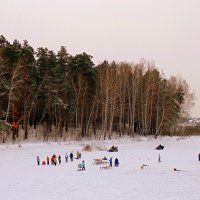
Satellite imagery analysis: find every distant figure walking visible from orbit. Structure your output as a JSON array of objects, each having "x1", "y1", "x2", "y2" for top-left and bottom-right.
[
  {"x1": 158, "y1": 154, "x2": 161, "y2": 163},
  {"x1": 82, "y1": 160, "x2": 85, "y2": 170},
  {"x1": 54, "y1": 155, "x2": 57, "y2": 166},
  {"x1": 198, "y1": 153, "x2": 200, "y2": 162},
  {"x1": 70, "y1": 152, "x2": 73, "y2": 161},
  {"x1": 51, "y1": 155, "x2": 55, "y2": 165},
  {"x1": 114, "y1": 158, "x2": 119, "y2": 167},
  {"x1": 37, "y1": 156, "x2": 40, "y2": 166},
  {"x1": 58, "y1": 155, "x2": 61, "y2": 165},
  {"x1": 109, "y1": 157, "x2": 113, "y2": 167},
  {"x1": 65, "y1": 153, "x2": 68, "y2": 162},
  {"x1": 47, "y1": 156, "x2": 50, "y2": 165}
]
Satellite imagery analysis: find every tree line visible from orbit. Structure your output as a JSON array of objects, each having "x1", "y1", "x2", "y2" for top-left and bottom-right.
[{"x1": 0, "y1": 35, "x2": 195, "y2": 143}]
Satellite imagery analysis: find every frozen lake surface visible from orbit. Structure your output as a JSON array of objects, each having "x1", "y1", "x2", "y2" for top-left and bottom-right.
[{"x1": 0, "y1": 136, "x2": 200, "y2": 200}]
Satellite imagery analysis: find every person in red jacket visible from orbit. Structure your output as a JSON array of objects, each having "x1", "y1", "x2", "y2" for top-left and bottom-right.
[
  {"x1": 51, "y1": 155, "x2": 54, "y2": 165},
  {"x1": 42, "y1": 160, "x2": 46, "y2": 165},
  {"x1": 54, "y1": 155, "x2": 57, "y2": 166}
]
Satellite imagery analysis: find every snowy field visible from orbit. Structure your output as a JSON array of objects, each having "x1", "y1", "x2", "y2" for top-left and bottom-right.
[{"x1": 0, "y1": 136, "x2": 200, "y2": 200}]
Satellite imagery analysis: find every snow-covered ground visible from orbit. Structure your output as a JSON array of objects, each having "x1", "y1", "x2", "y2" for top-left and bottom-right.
[{"x1": 0, "y1": 136, "x2": 200, "y2": 200}]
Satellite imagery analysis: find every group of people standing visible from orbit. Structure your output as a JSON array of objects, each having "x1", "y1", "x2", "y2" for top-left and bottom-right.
[
  {"x1": 37, "y1": 151, "x2": 82, "y2": 166},
  {"x1": 37, "y1": 154, "x2": 62, "y2": 166},
  {"x1": 36, "y1": 151, "x2": 200, "y2": 171},
  {"x1": 109, "y1": 157, "x2": 119, "y2": 167},
  {"x1": 64, "y1": 151, "x2": 81, "y2": 162}
]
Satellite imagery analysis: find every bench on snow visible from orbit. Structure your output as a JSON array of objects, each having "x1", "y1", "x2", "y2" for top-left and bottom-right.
[
  {"x1": 141, "y1": 164, "x2": 149, "y2": 170},
  {"x1": 100, "y1": 161, "x2": 110, "y2": 170},
  {"x1": 93, "y1": 159, "x2": 103, "y2": 165}
]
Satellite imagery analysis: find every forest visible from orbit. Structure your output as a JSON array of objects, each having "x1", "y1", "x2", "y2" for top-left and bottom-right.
[{"x1": 0, "y1": 35, "x2": 195, "y2": 143}]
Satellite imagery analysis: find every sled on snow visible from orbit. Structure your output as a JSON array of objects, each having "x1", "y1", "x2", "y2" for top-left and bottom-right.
[
  {"x1": 155, "y1": 144, "x2": 164, "y2": 150},
  {"x1": 78, "y1": 163, "x2": 85, "y2": 171}
]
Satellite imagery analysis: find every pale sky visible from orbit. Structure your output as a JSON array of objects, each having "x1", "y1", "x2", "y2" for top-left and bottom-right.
[{"x1": 1, "y1": 0, "x2": 200, "y2": 116}]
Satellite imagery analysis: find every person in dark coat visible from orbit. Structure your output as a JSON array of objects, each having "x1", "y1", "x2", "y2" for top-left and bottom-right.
[
  {"x1": 58, "y1": 155, "x2": 61, "y2": 165},
  {"x1": 70, "y1": 152, "x2": 73, "y2": 161},
  {"x1": 65, "y1": 153, "x2": 68, "y2": 162},
  {"x1": 198, "y1": 153, "x2": 200, "y2": 162},
  {"x1": 47, "y1": 156, "x2": 50, "y2": 165},
  {"x1": 114, "y1": 158, "x2": 119, "y2": 167},
  {"x1": 109, "y1": 157, "x2": 113, "y2": 167}
]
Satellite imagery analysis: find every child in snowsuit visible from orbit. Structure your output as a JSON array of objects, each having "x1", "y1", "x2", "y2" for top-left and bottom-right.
[{"x1": 42, "y1": 160, "x2": 46, "y2": 165}]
